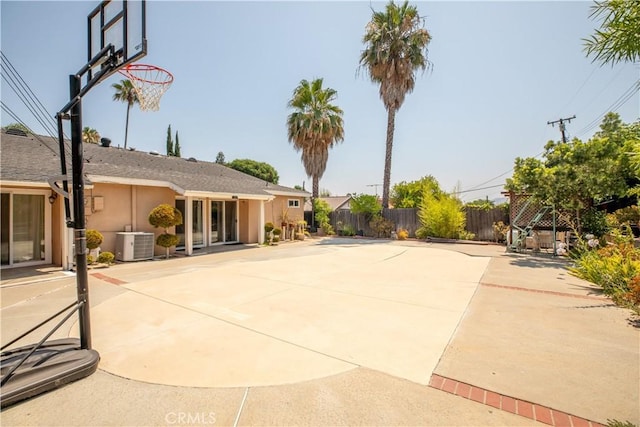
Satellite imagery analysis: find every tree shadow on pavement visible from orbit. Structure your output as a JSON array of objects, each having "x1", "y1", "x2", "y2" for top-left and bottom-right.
[{"x1": 505, "y1": 253, "x2": 571, "y2": 269}]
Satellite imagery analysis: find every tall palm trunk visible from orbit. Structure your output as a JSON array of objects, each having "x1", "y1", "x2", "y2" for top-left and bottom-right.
[
  {"x1": 311, "y1": 174, "x2": 320, "y2": 228},
  {"x1": 382, "y1": 107, "x2": 396, "y2": 208},
  {"x1": 124, "y1": 103, "x2": 131, "y2": 149}
]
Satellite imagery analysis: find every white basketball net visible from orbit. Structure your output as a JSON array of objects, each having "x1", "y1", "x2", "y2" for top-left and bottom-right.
[{"x1": 119, "y1": 64, "x2": 173, "y2": 112}]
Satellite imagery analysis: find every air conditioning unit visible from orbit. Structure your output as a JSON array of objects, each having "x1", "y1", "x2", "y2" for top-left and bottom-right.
[{"x1": 115, "y1": 232, "x2": 155, "y2": 262}]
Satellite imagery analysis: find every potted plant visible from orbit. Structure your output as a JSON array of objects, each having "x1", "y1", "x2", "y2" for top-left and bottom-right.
[
  {"x1": 86, "y1": 229, "x2": 103, "y2": 261},
  {"x1": 148, "y1": 204, "x2": 183, "y2": 259},
  {"x1": 264, "y1": 222, "x2": 274, "y2": 244},
  {"x1": 272, "y1": 227, "x2": 282, "y2": 245}
]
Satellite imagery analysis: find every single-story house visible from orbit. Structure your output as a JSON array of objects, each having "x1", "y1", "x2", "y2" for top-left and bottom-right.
[
  {"x1": 0, "y1": 129, "x2": 309, "y2": 269},
  {"x1": 304, "y1": 195, "x2": 352, "y2": 212}
]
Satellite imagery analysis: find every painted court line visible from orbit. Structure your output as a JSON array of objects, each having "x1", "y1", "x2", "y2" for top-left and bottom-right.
[
  {"x1": 429, "y1": 374, "x2": 605, "y2": 427},
  {"x1": 480, "y1": 282, "x2": 608, "y2": 301},
  {"x1": 90, "y1": 272, "x2": 128, "y2": 286}
]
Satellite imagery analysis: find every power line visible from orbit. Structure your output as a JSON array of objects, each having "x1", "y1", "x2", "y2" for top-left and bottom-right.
[
  {"x1": 0, "y1": 51, "x2": 71, "y2": 160},
  {"x1": 0, "y1": 51, "x2": 60, "y2": 138},
  {"x1": 456, "y1": 183, "x2": 505, "y2": 195},
  {"x1": 462, "y1": 150, "x2": 545, "y2": 193},
  {"x1": 574, "y1": 79, "x2": 640, "y2": 138},
  {"x1": 554, "y1": 67, "x2": 597, "y2": 116},
  {"x1": 1, "y1": 101, "x2": 66, "y2": 159}
]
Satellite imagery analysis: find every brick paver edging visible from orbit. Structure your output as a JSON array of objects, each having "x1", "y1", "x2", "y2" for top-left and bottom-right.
[
  {"x1": 480, "y1": 282, "x2": 609, "y2": 302},
  {"x1": 429, "y1": 374, "x2": 605, "y2": 427},
  {"x1": 90, "y1": 272, "x2": 128, "y2": 286}
]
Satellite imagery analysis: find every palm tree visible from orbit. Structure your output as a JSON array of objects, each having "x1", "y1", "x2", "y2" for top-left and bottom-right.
[
  {"x1": 82, "y1": 127, "x2": 100, "y2": 144},
  {"x1": 112, "y1": 79, "x2": 138, "y2": 149},
  {"x1": 359, "y1": 0, "x2": 431, "y2": 208},
  {"x1": 287, "y1": 78, "x2": 344, "y2": 203}
]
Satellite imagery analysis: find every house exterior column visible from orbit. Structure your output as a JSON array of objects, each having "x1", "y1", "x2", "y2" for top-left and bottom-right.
[
  {"x1": 185, "y1": 196, "x2": 193, "y2": 256},
  {"x1": 258, "y1": 200, "x2": 265, "y2": 245}
]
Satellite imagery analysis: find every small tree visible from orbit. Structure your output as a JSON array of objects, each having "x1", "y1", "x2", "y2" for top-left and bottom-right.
[
  {"x1": 390, "y1": 176, "x2": 442, "y2": 208},
  {"x1": 264, "y1": 222, "x2": 274, "y2": 244},
  {"x1": 215, "y1": 151, "x2": 226, "y2": 164},
  {"x1": 166, "y1": 125, "x2": 174, "y2": 156},
  {"x1": 2, "y1": 122, "x2": 30, "y2": 134},
  {"x1": 174, "y1": 131, "x2": 181, "y2": 157},
  {"x1": 86, "y1": 229, "x2": 104, "y2": 251},
  {"x1": 350, "y1": 193, "x2": 382, "y2": 235},
  {"x1": 86, "y1": 229, "x2": 104, "y2": 264},
  {"x1": 227, "y1": 158, "x2": 280, "y2": 184},
  {"x1": 148, "y1": 204, "x2": 183, "y2": 259},
  {"x1": 350, "y1": 193, "x2": 381, "y2": 220}
]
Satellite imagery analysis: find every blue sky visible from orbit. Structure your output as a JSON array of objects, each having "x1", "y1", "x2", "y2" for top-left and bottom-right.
[{"x1": 1, "y1": 1, "x2": 638, "y2": 201}]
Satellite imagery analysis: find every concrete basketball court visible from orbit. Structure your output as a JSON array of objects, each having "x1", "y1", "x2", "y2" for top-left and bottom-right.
[
  {"x1": 2, "y1": 238, "x2": 638, "y2": 426},
  {"x1": 71, "y1": 240, "x2": 490, "y2": 388}
]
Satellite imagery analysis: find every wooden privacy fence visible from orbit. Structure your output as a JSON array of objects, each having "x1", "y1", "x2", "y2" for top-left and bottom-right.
[
  {"x1": 465, "y1": 207, "x2": 509, "y2": 241},
  {"x1": 329, "y1": 207, "x2": 508, "y2": 241}
]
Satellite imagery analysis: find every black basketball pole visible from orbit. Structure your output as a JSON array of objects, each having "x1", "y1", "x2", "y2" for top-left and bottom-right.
[{"x1": 70, "y1": 73, "x2": 92, "y2": 350}]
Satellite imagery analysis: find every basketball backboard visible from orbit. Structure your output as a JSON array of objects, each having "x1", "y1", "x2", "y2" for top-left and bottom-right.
[{"x1": 88, "y1": 0, "x2": 146, "y2": 81}]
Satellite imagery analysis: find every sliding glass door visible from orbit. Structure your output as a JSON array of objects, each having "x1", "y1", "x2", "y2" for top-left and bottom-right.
[
  {"x1": 1, "y1": 192, "x2": 50, "y2": 267},
  {"x1": 175, "y1": 199, "x2": 204, "y2": 248},
  {"x1": 210, "y1": 201, "x2": 223, "y2": 244}
]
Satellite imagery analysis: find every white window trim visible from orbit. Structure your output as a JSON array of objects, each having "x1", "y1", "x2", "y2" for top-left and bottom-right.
[{"x1": 288, "y1": 199, "x2": 300, "y2": 208}]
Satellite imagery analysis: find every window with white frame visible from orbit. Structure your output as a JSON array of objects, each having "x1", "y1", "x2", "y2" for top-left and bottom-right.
[{"x1": 288, "y1": 199, "x2": 300, "y2": 208}]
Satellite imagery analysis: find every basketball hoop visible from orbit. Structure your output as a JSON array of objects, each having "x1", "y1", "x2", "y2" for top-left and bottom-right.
[{"x1": 118, "y1": 64, "x2": 173, "y2": 111}]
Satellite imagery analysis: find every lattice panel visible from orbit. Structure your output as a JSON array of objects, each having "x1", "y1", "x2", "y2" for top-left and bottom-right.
[{"x1": 510, "y1": 194, "x2": 573, "y2": 230}]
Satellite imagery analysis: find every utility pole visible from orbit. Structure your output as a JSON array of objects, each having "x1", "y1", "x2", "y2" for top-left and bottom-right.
[{"x1": 547, "y1": 115, "x2": 576, "y2": 143}]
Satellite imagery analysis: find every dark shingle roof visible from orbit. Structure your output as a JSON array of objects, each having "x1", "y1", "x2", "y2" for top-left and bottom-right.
[{"x1": 1, "y1": 130, "x2": 309, "y2": 198}]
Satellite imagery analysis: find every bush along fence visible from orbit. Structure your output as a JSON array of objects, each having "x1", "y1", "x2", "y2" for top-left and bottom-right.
[{"x1": 329, "y1": 207, "x2": 508, "y2": 241}]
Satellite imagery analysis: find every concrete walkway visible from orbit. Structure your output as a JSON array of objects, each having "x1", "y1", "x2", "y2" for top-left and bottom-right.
[{"x1": 1, "y1": 238, "x2": 638, "y2": 426}]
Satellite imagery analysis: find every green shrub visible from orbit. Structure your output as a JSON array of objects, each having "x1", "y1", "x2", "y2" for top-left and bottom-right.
[
  {"x1": 341, "y1": 224, "x2": 356, "y2": 236},
  {"x1": 369, "y1": 215, "x2": 394, "y2": 238},
  {"x1": 570, "y1": 238, "x2": 640, "y2": 315},
  {"x1": 157, "y1": 233, "x2": 180, "y2": 249},
  {"x1": 493, "y1": 221, "x2": 509, "y2": 242},
  {"x1": 264, "y1": 222, "x2": 274, "y2": 233},
  {"x1": 87, "y1": 255, "x2": 95, "y2": 265},
  {"x1": 313, "y1": 199, "x2": 332, "y2": 228},
  {"x1": 581, "y1": 207, "x2": 610, "y2": 237},
  {"x1": 606, "y1": 420, "x2": 637, "y2": 427},
  {"x1": 614, "y1": 205, "x2": 640, "y2": 226},
  {"x1": 148, "y1": 204, "x2": 183, "y2": 229},
  {"x1": 350, "y1": 194, "x2": 381, "y2": 219},
  {"x1": 397, "y1": 229, "x2": 409, "y2": 240},
  {"x1": 464, "y1": 199, "x2": 495, "y2": 210},
  {"x1": 321, "y1": 222, "x2": 335, "y2": 235},
  {"x1": 273, "y1": 227, "x2": 282, "y2": 236},
  {"x1": 416, "y1": 189, "x2": 467, "y2": 239},
  {"x1": 86, "y1": 229, "x2": 103, "y2": 250},
  {"x1": 97, "y1": 251, "x2": 115, "y2": 265}
]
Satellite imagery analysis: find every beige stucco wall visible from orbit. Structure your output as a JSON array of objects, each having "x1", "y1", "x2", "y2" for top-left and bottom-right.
[
  {"x1": 239, "y1": 200, "x2": 249, "y2": 243},
  {"x1": 2, "y1": 181, "x2": 304, "y2": 266},
  {"x1": 265, "y1": 196, "x2": 305, "y2": 227},
  {"x1": 84, "y1": 183, "x2": 176, "y2": 256}
]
